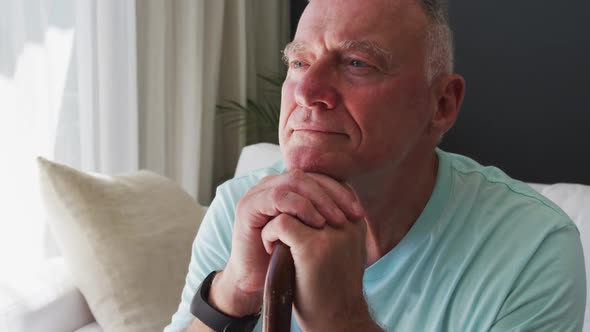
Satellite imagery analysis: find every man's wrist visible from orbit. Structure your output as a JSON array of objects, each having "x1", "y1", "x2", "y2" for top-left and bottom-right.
[{"x1": 208, "y1": 270, "x2": 263, "y2": 318}]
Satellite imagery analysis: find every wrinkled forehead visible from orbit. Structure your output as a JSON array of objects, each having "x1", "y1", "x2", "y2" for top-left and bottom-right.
[{"x1": 295, "y1": 0, "x2": 428, "y2": 50}]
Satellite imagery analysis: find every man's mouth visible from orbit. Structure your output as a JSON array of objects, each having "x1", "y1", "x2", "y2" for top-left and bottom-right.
[{"x1": 292, "y1": 128, "x2": 347, "y2": 136}]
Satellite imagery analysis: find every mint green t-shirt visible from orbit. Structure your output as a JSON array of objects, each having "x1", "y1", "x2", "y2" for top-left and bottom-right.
[{"x1": 165, "y1": 149, "x2": 586, "y2": 331}]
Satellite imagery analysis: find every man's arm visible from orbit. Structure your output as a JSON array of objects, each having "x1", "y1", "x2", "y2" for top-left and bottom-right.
[{"x1": 489, "y1": 225, "x2": 585, "y2": 332}]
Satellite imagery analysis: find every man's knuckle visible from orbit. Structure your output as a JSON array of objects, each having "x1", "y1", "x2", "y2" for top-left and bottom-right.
[
  {"x1": 270, "y1": 186, "x2": 289, "y2": 202},
  {"x1": 286, "y1": 169, "x2": 306, "y2": 187},
  {"x1": 293, "y1": 197, "x2": 310, "y2": 210},
  {"x1": 235, "y1": 197, "x2": 249, "y2": 215},
  {"x1": 275, "y1": 214, "x2": 291, "y2": 231}
]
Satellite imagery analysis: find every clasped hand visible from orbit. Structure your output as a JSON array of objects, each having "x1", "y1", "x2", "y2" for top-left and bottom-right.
[{"x1": 221, "y1": 169, "x2": 376, "y2": 331}]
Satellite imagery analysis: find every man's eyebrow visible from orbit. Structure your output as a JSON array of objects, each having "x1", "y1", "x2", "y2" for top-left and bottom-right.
[
  {"x1": 281, "y1": 40, "x2": 396, "y2": 71},
  {"x1": 282, "y1": 41, "x2": 306, "y2": 64},
  {"x1": 339, "y1": 40, "x2": 393, "y2": 64}
]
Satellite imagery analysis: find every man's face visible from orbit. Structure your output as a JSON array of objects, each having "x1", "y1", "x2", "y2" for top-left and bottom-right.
[{"x1": 279, "y1": 0, "x2": 437, "y2": 180}]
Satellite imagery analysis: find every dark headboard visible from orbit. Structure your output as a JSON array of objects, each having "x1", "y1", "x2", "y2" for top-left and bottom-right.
[{"x1": 290, "y1": 0, "x2": 590, "y2": 184}]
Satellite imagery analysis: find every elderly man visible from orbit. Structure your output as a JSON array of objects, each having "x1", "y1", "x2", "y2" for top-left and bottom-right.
[{"x1": 166, "y1": 0, "x2": 586, "y2": 331}]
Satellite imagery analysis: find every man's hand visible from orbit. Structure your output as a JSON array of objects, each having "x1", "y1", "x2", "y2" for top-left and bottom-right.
[
  {"x1": 261, "y1": 214, "x2": 381, "y2": 332},
  {"x1": 214, "y1": 170, "x2": 365, "y2": 317}
]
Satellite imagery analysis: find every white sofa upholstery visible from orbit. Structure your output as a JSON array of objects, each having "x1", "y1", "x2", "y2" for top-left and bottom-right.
[
  {"x1": 0, "y1": 258, "x2": 95, "y2": 332},
  {"x1": 1, "y1": 143, "x2": 588, "y2": 331}
]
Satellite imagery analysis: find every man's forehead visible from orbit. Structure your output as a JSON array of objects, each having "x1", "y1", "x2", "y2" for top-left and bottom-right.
[{"x1": 295, "y1": 0, "x2": 428, "y2": 51}]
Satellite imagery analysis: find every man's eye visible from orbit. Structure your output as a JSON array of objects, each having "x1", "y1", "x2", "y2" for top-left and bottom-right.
[
  {"x1": 290, "y1": 60, "x2": 306, "y2": 69},
  {"x1": 350, "y1": 59, "x2": 369, "y2": 67}
]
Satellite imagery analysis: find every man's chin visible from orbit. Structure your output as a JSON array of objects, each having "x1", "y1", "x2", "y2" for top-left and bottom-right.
[{"x1": 281, "y1": 145, "x2": 353, "y2": 180}]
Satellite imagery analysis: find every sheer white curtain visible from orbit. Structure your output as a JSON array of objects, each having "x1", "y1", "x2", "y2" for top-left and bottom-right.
[
  {"x1": 0, "y1": 0, "x2": 75, "y2": 270},
  {"x1": 75, "y1": 0, "x2": 139, "y2": 174},
  {"x1": 0, "y1": 0, "x2": 140, "y2": 269},
  {"x1": 137, "y1": 0, "x2": 289, "y2": 204},
  {"x1": 0, "y1": 0, "x2": 288, "y2": 270}
]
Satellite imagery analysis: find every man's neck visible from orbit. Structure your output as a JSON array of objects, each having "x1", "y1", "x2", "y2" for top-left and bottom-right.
[{"x1": 349, "y1": 150, "x2": 439, "y2": 267}]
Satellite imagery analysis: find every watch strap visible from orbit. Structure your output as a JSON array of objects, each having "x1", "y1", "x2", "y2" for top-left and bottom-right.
[{"x1": 190, "y1": 271, "x2": 260, "y2": 332}]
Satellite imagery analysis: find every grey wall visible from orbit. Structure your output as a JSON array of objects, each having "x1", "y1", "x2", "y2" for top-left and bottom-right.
[{"x1": 441, "y1": 1, "x2": 590, "y2": 184}]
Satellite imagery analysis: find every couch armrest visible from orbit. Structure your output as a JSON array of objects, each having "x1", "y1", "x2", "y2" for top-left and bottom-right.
[{"x1": 0, "y1": 257, "x2": 95, "y2": 332}]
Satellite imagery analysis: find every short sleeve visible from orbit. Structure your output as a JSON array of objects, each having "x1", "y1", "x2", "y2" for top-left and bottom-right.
[
  {"x1": 489, "y1": 225, "x2": 586, "y2": 332},
  {"x1": 163, "y1": 187, "x2": 235, "y2": 332}
]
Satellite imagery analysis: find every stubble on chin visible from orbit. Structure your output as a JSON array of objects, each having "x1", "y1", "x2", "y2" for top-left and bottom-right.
[{"x1": 282, "y1": 145, "x2": 356, "y2": 181}]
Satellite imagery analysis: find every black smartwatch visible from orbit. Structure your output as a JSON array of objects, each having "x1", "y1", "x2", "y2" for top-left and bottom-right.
[{"x1": 190, "y1": 271, "x2": 260, "y2": 332}]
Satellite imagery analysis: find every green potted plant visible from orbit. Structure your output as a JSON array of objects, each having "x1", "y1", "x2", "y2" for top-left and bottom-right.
[{"x1": 217, "y1": 73, "x2": 285, "y2": 145}]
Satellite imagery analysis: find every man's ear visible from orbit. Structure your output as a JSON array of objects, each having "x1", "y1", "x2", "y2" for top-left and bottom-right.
[{"x1": 430, "y1": 74, "x2": 466, "y2": 136}]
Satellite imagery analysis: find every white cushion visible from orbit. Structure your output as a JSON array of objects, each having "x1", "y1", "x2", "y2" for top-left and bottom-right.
[{"x1": 37, "y1": 158, "x2": 206, "y2": 332}]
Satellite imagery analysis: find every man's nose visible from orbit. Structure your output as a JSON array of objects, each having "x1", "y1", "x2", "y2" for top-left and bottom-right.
[{"x1": 294, "y1": 62, "x2": 339, "y2": 111}]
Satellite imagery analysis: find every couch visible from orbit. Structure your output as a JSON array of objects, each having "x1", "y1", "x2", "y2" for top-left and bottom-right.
[{"x1": 1, "y1": 143, "x2": 589, "y2": 331}]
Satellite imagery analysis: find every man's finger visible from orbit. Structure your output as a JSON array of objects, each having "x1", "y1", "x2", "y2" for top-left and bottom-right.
[
  {"x1": 271, "y1": 191, "x2": 326, "y2": 228},
  {"x1": 307, "y1": 173, "x2": 365, "y2": 221},
  {"x1": 264, "y1": 170, "x2": 350, "y2": 225},
  {"x1": 261, "y1": 214, "x2": 313, "y2": 254}
]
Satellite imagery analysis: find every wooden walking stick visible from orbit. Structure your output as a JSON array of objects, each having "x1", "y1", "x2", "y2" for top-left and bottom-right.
[{"x1": 263, "y1": 241, "x2": 295, "y2": 332}]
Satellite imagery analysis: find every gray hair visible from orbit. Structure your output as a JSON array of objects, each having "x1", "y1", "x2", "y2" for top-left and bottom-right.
[{"x1": 418, "y1": 0, "x2": 454, "y2": 82}]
